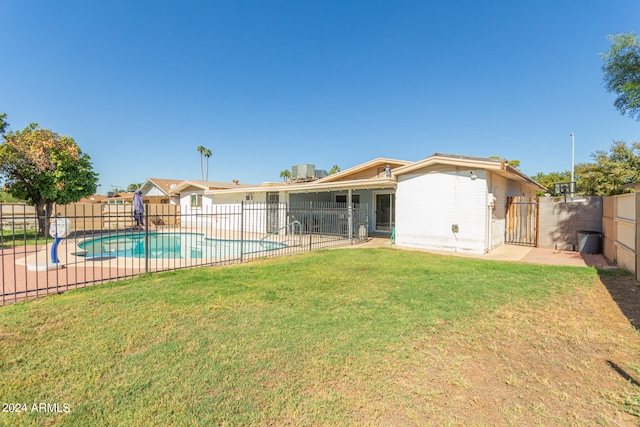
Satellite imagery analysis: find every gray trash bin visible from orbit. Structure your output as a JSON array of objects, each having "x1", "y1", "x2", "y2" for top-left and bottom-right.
[{"x1": 577, "y1": 230, "x2": 602, "y2": 254}]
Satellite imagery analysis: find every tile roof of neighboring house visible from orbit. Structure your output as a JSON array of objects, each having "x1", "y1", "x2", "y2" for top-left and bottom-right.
[
  {"x1": 105, "y1": 192, "x2": 135, "y2": 203},
  {"x1": 169, "y1": 180, "x2": 258, "y2": 194},
  {"x1": 144, "y1": 178, "x2": 185, "y2": 196},
  {"x1": 77, "y1": 194, "x2": 108, "y2": 203}
]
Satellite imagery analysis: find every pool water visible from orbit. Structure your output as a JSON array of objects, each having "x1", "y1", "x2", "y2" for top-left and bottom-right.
[{"x1": 78, "y1": 232, "x2": 286, "y2": 259}]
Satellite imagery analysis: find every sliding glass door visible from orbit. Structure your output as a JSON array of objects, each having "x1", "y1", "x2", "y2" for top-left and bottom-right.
[{"x1": 374, "y1": 193, "x2": 395, "y2": 231}]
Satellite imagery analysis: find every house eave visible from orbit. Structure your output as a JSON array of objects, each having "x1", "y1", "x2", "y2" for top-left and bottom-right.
[
  {"x1": 393, "y1": 153, "x2": 546, "y2": 192},
  {"x1": 204, "y1": 177, "x2": 398, "y2": 195}
]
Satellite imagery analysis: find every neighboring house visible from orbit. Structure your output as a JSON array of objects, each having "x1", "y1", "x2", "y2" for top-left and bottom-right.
[
  {"x1": 105, "y1": 192, "x2": 134, "y2": 204},
  {"x1": 77, "y1": 194, "x2": 107, "y2": 203},
  {"x1": 174, "y1": 153, "x2": 545, "y2": 254},
  {"x1": 139, "y1": 178, "x2": 184, "y2": 204}
]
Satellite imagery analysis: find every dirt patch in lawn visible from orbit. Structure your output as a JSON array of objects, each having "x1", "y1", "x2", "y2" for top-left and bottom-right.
[{"x1": 341, "y1": 275, "x2": 640, "y2": 426}]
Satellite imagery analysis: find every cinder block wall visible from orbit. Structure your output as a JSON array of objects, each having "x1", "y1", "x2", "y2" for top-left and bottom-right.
[{"x1": 537, "y1": 196, "x2": 603, "y2": 250}]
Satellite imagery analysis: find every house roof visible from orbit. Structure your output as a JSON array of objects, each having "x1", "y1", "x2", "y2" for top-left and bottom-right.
[
  {"x1": 141, "y1": 178, "x2": 184, "y2": 196},
  {"x1": 78, "y1": 194, "x2": 107, "y2": 203},
  {"x1": 393, "y1": 153, "x2": 547, "y2": 191},
  {"x1": 203, "y1": 176, "x2": 398, "y2": 195},
  {"x1": 313, "y1": 158, "x2": 412, "y2": 184},
  {"x1": 170, "y1": 179, "x2": 257, "y2": 194},
  {"x1": 201, "y1": 159, "x2": 407, "y2": 196},
  {"x1": 199, "y1": 153, "x2": 545, "y2": 196},
  {"x1": 105, "y1": 192, "x2": 135, "y2": 203}
]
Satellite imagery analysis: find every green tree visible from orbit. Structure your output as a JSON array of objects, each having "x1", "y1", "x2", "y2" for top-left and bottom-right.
[
  {"x1": 506, "y1": 159, "x2": 520, "y2": 169},
  {"x1": 0, "y1": 113, "x2": 8, "y2": 135},
  {"x1": 203, "y1": 148, "x2": 212, "y2": 181},
  {"x1": 197, "y1": 145, "x2": 205, "y2": 181},
  {"x1": 127, "y1": 183, "x2": 144, "y2": 192},
  {"x1": 530, "y1": 170, "x2": 572, "y2": 195},
  {"x1": 488, "y1": 156, "x2": 520, "y2": 169},
  {"x1": 601, "y1": 32, "x2": 640, "y2": 120},
  {"x1": 197, "y1": 145, "x2": 212, "y2": 181},
  {"x1": 329, "y1": 165, "x2": 341, "y2": 174},
  {"x1": 0, "y1": 190, "x2": 24, "y2": 202},
  {"x1": 279, "y1": 169, "x2": 291, "y2": 182},
  {"x1": 0, "y1": 121, "x2": 98, "y2": 234},
  {"x1": 577, "y1": 141, "x2": 640, "y2": 196}
]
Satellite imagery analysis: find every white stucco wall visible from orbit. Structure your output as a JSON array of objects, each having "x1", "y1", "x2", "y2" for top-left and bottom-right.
[
  {"x1": 212, "y1": 192, "x2": 258, "y2": 204},
  {"x1": 487, "y1": 172, "x2": 508, "y2": 250},
  {"x1": 395, "y1": 166, "x2": 489, "y2": 254},
  {"x1": 179, "y1": 190, "x2": 214, "y2": 228},
  {"x1": 180, "y1": 189, "x2": 289, "y2": 235}
]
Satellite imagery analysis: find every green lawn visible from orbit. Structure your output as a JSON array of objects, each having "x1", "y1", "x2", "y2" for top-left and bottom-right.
[
  {"x1": 1, "y1": 228, "x2": 51, "y2": 247},
  {"x1": 0, "y1": 248, "x2": 634, "y2": 425}
]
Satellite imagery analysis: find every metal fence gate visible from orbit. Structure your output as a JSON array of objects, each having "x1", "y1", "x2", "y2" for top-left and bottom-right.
[{"x1": 505, "y1": 196, "x2": 537, "y2": 246}]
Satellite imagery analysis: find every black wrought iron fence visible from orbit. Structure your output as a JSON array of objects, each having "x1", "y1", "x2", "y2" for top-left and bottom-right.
[{"x1": 1, "y1": 202, "x2": 368, "y2": 305}]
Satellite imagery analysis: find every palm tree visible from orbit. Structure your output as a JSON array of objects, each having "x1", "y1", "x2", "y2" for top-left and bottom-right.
[
  {"x1": 279, "y1": 169, "x2": 291, "y2": 182},
  {"x1": 196, "y1": 145, "x2": 205, "y2": 181},
  {"x1": 203, "y1": 148, "x2": 212, "y2": 181},
  {"x1": 329, "y1": 165, "x2": 341, "y2": 175}
]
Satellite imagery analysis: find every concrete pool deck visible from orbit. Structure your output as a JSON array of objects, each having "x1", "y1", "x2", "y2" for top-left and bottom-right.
[{"x1": 358, "y1": 237, "x2": 613, "y2": 270}]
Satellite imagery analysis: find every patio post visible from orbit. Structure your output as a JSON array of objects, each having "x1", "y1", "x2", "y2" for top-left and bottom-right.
[
  {"x1": 309, "y1": 201, "x2": 313, "y2": 251},
  {"x1": 348, "y1": 189, "x2": 353, "y2": 244},
  {"x1": 240, "y1": 201, "x2": 244, "y2": 263}
]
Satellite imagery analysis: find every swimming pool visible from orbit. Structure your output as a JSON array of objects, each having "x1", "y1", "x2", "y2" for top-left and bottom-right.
[{"x1": 78, "y1": 232, "x2": 287, "y2": 259}]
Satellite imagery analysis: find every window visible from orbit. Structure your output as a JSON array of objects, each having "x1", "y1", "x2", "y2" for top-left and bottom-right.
[
  {"x1": 335, "y1": 194, "x2": 360, "y2": 205},
  {"x1": 190, "y1": 194, "x2": 202, "y2": 208}
]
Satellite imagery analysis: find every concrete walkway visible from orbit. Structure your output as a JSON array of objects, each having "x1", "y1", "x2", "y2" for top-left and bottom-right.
[{"x1": 357, "y1": 238, "x2": 613, "y2": 269}]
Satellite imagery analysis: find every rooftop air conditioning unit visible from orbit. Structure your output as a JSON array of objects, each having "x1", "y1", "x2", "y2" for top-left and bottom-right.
[
  {"x1": 292, "y1": 164, "x2": 315, "y2": 180},
  {"x1": 315, "y1": 169, "x2": 328, "y2": 178}
]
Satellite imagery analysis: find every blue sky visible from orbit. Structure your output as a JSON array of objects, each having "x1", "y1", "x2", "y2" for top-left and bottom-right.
[{"x1": 2, "y1": 1, "x2": 639, "y2": 193}]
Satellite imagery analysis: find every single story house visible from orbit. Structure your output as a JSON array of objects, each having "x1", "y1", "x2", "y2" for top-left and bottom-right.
[
  {"x1": 169, "y1": 153, "x2": 545, "y2": 254},
  {"x1": 139, "y1": 178, "x2": 184, "y2": 204}
]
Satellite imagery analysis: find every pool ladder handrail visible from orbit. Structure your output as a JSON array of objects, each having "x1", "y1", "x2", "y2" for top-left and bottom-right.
[{"x1": 259, "y1": 219, "x2": 302, "y2": 248}]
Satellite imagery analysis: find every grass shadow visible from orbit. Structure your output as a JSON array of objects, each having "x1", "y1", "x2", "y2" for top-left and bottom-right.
[
  {"x1": 598, "y1": 269, "x2": 640, "y2": 332},
  {"x1": 607, "y1": 360, "x2": 640, "y2": 387}
]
